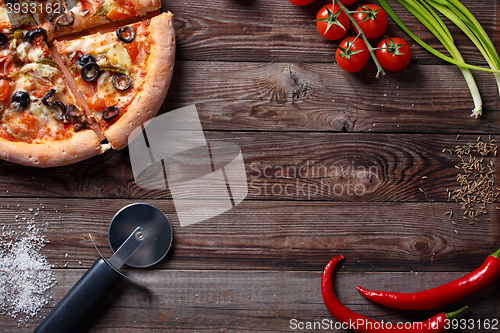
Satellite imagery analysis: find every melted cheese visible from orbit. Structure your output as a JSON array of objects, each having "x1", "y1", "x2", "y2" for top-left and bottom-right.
[
  {"x1": 16, "y1": 42, "x2": 30, "y2": 63},
  {"x1": 20, "y1": 63, "x2": 59, "y2": 79},
  {"x1": 107, "y1": 45, "x2": 132, "y2": 68},
  {"x1": 28, "y1": 48, "x2": 44, "y2": 63}
]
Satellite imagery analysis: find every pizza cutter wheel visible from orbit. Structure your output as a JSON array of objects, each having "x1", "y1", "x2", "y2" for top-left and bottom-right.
[{"x1": 34, "y1": 203, "x2": 173, "y2": 333}]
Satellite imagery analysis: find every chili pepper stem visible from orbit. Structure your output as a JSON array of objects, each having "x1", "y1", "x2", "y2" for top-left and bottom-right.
[
  {"x1": 334, "y1": 0, "x2": 386, "y2": 78},
  {"x1": 445, "y1": 305, "x2": 468, "y2": 320},
  {"x1": 491, "y1": 247, "x2": 500, "y2": 259}
]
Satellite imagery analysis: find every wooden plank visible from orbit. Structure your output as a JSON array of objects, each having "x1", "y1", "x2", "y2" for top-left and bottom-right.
[
  {"x1": 1, "y1": 198, "x2": 498, "y2": 271},
  {"x1": 162, "y1": 61, "x2": 500, "y2": 133},
  {"x1": 0, "y1": 133, "x2": 495, "y2": 202},
  {"x1": 4, "y1": 269, "x2": 498, "y2": 332},
  {"x1": 167, "y1": 0, "x2": 499, "y2": 64}
]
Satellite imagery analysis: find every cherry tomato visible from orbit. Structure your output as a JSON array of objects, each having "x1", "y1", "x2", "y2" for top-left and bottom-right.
[
  {"x1": 376, "y1": 37, "x2": 412, "y2": 71},
  {"x1": 288, "y1": 0, "x2": 314, "y2": 5},
  {"x1": 316, "y1": 4, "x2": 350, "y2": 41},
  {"x1": 336, "y1": 36, "x2": 369, "y2": 73},
  {"x1": 353, "y1": 4, "x2": 388, "y2": 39}
]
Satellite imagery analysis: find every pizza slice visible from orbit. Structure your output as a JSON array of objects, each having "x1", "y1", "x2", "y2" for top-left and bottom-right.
[
  {"x1": 41, "y1": 0, "x2": 161, "y2": 40},
  {"x1": 29, "y1": 0, "x2": 66, "y2": 28},
  {"x1": 0, "y1": 27, "x2": 106, "y2": 166},
  {"x1": 0, "y1": 0, "x2": 37, "y2": 33},
  {"x1": 54, "y1": 11, "x2": 175, "y2": 149}
]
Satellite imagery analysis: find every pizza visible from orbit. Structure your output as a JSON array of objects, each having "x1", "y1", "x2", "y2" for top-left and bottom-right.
[{"x1": 0, "y1": 1, "x2": 175, "y2": 167}]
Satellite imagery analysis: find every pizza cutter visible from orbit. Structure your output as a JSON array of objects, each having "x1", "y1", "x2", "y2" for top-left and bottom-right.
[{"x1": 34, "y1": 203, "x2": 173, "y2": 333}]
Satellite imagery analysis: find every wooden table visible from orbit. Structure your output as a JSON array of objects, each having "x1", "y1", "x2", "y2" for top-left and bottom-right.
[{"x1": 2, "y1": 0, "x2": 500, "y2": 331}]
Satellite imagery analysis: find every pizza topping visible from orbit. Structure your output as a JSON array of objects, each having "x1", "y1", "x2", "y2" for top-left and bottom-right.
[
  {"x1": 102, "y1": 105, "x2": 119, "y2": 121},
  {"x1": 77, "y1": 54, "x2": 96, "y2": 67},
  {"x1": 111, "y1": 73, "x2": 131, "y2": 91},
  {"x1": 81, "y1": 62, "x2": 99, "y2": 82},
  {"x1": 99, "y1": 65, "x2": 126, "y2": 74},
  {"x1": 36, "y1": 58, "x2": 59, "y2": 68},
  {"x1": 65, "y1": 103, "x2": 86, "y2": 125},
  {"x1": 85, "y1": 95, "x2": 106, "y2": 111},
  {"x1": 0, "y1": 33, "x2": 7, "y2": 48},
  {"x1": 14, "y1": 41, "x2": 29, "y2": 63},
  {"x1": 0, "y1": 79, "x2": 9, "y2": 100},
  {"x1": 116, "y1": 26, "x2": 135, "y2": 43},
  {"x1": 41, "y1": 88, "x2": 55, "y2": 106},
  {"x1": 20, "y1": 63, "x2": 59, "y2": 79},
  {"x1": 26, "y1": 28, "x2": 47, "y2": 44},
  {"x1": 29, "y1": 49, "x2": 45, "y2": 63},
  {"x1": 53, "y1": 12, "x2": 75, "y2": 30},
  {"x1": 51, "y1": 100, "x2": 66, "y2": 116},
  {"x1": 11, "y1": 90, "x2": 30, "y2": 110}
]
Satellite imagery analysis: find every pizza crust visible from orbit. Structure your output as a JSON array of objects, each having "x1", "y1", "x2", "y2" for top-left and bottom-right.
[
  {"x1": 0, "y1": 129, "x2": 109, "y2": 167},
  {"x1": 131, "y1": 0, "x2": 162, "y2": 14},
  {"x1": 104, "y1": 11, "x2": 175, "y2": 150}
]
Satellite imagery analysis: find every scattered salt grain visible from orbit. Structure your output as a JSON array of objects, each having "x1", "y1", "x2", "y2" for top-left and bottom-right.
[{"x1": 0, "y1": 219, "x2": 56, "y2": 324}]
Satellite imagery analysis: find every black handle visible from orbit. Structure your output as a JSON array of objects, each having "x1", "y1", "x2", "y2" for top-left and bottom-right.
[{"x1": 34, "y1": 258, "x2": 123, "y2": 333}]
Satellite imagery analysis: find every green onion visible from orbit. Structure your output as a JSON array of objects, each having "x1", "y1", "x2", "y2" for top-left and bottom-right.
[
  {"x1": 425, "y1": 0, "x2": 500, "y2": 104},
  {"x1": 377, "y1": 0, "x2": 484, "y2": 117}
]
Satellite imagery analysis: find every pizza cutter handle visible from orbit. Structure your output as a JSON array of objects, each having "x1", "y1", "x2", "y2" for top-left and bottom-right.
[{"x1": 33, "y1": 257, "x2": 123, "y2": 333}]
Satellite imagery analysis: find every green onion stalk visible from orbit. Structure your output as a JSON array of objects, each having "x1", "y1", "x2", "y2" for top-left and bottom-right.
[
  {"x1": 377, "y1": 0, "x2": 500, "y2": 118},
  {"x1": 425, "y1": 0, "x2": 500, "y2": 108}
]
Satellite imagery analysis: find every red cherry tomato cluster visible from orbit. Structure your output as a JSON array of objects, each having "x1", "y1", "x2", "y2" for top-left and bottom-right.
[{"x1": 289, "y1": 0, "x2": 411, "y2": 73}]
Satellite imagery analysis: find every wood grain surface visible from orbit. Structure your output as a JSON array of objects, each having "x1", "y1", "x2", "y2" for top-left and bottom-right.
[{"x1": 1, "y1": 0, "x2": 500, "y2": 331}]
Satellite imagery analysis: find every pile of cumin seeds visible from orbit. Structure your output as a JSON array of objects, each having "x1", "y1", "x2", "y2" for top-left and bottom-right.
[{"x1": 446, "y1": 136, "x2": 499, "y2": 227}]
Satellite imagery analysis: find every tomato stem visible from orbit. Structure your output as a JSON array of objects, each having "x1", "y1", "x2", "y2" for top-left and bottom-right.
[
  {"x1": 335, "y1": 0, "x2": 386, "y2": 78},
  {"x1": 337, "y1": 34, "x2": 365, "y2": 60}
]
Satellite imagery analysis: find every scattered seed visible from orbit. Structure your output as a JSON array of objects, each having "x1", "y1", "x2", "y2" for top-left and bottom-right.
[{"x1": 446, "y1": 136, "x2": 498, "y2": 223}]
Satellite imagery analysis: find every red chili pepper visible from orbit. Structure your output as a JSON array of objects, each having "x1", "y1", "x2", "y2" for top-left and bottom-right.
[
  {"x1": 321, "y1": 255, "x2": 467, "y2": 333},
  {"x1": 357, "y1": 247, "x2": 500, "y2": 310}
]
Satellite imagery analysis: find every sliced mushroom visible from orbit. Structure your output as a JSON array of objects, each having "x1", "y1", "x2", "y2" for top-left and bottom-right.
[
  {"x1": 54, "y1": 12, "x2": 75, "y2": 30},
  {"x1": 65, "y1": 104, "x2": 86, "y2": 124}
]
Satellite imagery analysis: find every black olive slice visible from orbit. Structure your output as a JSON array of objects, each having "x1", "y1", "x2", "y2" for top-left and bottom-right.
[
  {"x1": 42, "y1": 89, "x2": 56, "y2": 106},
  {"x1": 3, "y1": 0, "x2": 18, "y2": 4},
  {"x1": 116, "y1": 26, "x2": 135, "y2": 43},
  {"x1": 11, "y1": 91, "x2": 30, "y2": 109},
  {"x1": 51, "y1": 101, "x2": 67, "y2": 115},
  {"x1": 81, "y1": 62, "x2": 99, "y2": 82},
  {"x1": 0, "y1": 33, "x2": 7, "y2": 48},
  {"x1": 112, "y1": 73, "x2": 132, "y2": 91},
  {"x1": 26, "y1": 28, "x2": 47, "y2": 44},
  {"x1": 77, "y1": 54, "x2": 96, "y2": 67},
  {"x1": 102, "y1": 106, "x2": 119, "y2": 121}
]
